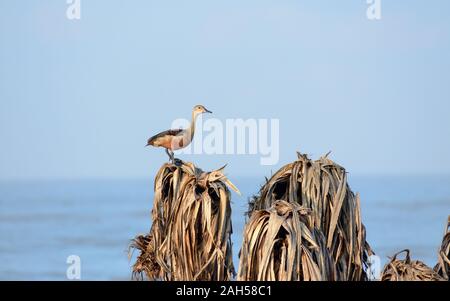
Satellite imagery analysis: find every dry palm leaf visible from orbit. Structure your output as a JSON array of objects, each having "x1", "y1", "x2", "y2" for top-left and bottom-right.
[
  {"x1": 434, "y1": 216, "x2": 450, "y2": 280},
  {"x1": 238, "y1": 200, "x2": 336, "y2": 281},
  {"x1": 129, "y1": 234, "x2": 159, "y2": 280},
  {"x1": 130, "y1": 161, "x2": 239, "y2": 281},
  {"x1": 247, "y1": 152, "x2": 373, "y2": 280},
  {"x1": 381, "y1": 249, "x2": 445, "y2": 281}
]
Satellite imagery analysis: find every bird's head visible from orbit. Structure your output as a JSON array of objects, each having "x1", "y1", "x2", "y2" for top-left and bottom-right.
[{"x1": 193, "y1": 105, "x2": 212, "y2": 116}]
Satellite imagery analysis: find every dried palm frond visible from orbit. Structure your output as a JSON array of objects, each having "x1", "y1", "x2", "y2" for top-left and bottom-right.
[
  {"x1": 129, "y1": 234, "x2": 158, "y2": 280},
  {"x1": 238, "y1": 200, "x2": 336, "y2": 281},
  {"x1": 247, "y1": 152, "x2": 373, "y2": 280},
  {"x1": 434, "y1": 216, "x2": 450, "y2": 280},
  {"x1": 381, "y1": 249, "x2": 445, "y2": 281},
  {"x1": 130, "y1": 161, "x2": 239, "y2": 281}
]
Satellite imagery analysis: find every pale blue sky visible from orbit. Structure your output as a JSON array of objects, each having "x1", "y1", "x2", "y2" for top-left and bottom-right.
[{"x1": 1, "y1": 1, "x2": 450, "y2": 180}]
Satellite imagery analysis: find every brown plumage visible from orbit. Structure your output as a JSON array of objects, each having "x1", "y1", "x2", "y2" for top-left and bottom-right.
[{"x1": 146, "y1": 105, "x2": 212, "y2": 161}]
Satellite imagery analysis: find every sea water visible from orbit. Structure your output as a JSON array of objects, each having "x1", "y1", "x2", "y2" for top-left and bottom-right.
[{"x1": 0, "y1": 175, "x2": 449, "y2": 280}]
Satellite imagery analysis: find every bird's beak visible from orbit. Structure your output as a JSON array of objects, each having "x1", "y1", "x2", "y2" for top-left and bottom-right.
[{"x1": 204, "y1": 108, "x2": 212, "y2": 114}]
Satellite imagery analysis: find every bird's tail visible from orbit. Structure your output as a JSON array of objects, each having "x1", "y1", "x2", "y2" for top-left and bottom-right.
[{"x1": 146, "y1": 137, "x2": 155, "y2": 147}]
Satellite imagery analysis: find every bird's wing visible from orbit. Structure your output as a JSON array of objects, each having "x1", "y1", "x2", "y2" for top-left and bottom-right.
[{"x1": 147, "y1": 129, "x2": 184, "y2": 145}]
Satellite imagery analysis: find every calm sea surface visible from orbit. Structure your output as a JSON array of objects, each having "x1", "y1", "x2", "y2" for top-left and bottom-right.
[{"x1": 1, "y1": 175, "x2": 449, "y2": 280}]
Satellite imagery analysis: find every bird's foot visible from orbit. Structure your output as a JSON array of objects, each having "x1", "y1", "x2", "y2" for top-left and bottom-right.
[{"x1": 173, "y1": 158, "x2": 183, "y2": 166}]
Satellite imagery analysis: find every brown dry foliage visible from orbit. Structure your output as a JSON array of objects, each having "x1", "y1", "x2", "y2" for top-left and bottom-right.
[
  {"x1": 242, "y1": 152, "x2": 374, "y2": 281},
  {"x1": 238, "y1": 200, "x2": 336, "y2": 280},
  {"x1": 434, "y1": 216, "x2": 450, "y2": 280},
  {"x1": 381, "y1": 249, "x2": 445, "y2": 281},
  {"x1": 130, "y1": 161, "x2": 239, "y2": 281}
]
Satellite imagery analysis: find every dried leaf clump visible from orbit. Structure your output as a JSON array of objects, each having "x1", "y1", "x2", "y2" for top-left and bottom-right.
[
  {"x1": 130, "y1": 161, "x2": 239, "y2": 281},
  {"x1": 381, "y1": 249, "x2": 445, "y2": 281},
  {"x1": 244, "y1": 152, "x2": 373, "y2": 280},
  {"x1": 434, "y1": 216, "x2": 450, "y2": 280},
  {"x1": 238, "y1": 200, "x2": 336, "y2": 280}
]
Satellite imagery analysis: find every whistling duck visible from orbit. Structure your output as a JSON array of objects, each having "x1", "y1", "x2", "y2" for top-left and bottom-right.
[{"x1": 146, "y1": 105, "x2": 212, "y2": 162}]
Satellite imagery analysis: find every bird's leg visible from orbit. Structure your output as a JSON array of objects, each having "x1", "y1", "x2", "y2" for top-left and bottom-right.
[
  {"x1": 169, "y1": 150, "x2": 182, "y2": 166},
  {"x1": 169, "y1": 150, "x2": 175, "y2": 163},
  {"x1": 165, "y1": 148, "x2": 181, "y2": 166},
  {"x1": 165, "y1": 148, "x2": 174, "y2": 163}
]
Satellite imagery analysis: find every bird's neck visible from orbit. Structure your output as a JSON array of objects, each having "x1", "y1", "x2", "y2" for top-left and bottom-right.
[{"x1": 189, "y1": 111, "x2": 198, "y2": 140}]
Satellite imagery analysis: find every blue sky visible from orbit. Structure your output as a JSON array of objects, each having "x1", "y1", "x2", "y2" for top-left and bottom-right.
[{"x1": 1, "y1": 1, "x2": 450, "y2": 180}]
